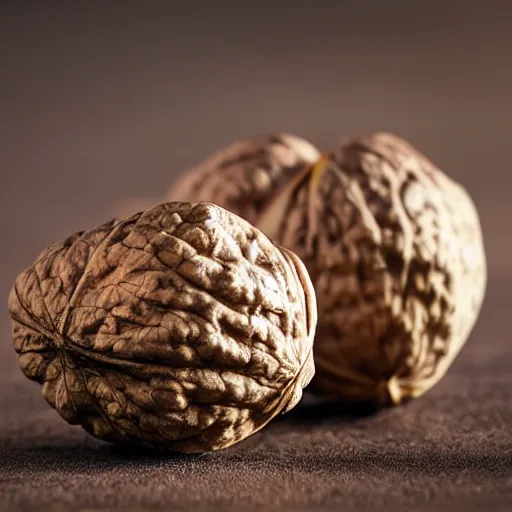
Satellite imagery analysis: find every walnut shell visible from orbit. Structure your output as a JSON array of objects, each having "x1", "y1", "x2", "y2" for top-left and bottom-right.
[
  {"x1": 8, "y1": 202, "x2": 317, "y2": 452},
  {"x1": 257, "y1": 132, "x2": 487, "y2": 406},
  {"x1": 167, "y1": 133, "x2": 320, "y2": 225}
]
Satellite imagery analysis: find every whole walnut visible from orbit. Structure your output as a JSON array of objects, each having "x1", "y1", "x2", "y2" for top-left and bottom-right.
[
  {"x1": 8, "y1": 202, "x2": 317, "y2": 452},
  {"x1": 257, "y1": 132, "x2": 487, "y2": 406},
  {"x1": 167, "y1": 133, "x2": 320, "y2": 225}
]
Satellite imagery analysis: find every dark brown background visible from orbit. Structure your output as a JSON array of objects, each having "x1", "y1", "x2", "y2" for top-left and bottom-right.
[{"x1": 0, "y1": 2, "x2": 511, "y2": 511}]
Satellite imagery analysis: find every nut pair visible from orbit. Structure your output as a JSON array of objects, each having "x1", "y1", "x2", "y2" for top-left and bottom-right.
[{"x1": 8, "y1": 132, "x2": 486, "y2": 453}]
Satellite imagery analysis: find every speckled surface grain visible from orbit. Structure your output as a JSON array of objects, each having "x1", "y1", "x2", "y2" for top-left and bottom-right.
[{"x1": 1, "y1": 280, "x2": 511, "y2": 511}]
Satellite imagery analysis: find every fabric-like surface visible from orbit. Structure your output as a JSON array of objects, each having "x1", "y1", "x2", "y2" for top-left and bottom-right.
[{"x1": 1, "y1": 279, "x2": 510, "y2": 511}]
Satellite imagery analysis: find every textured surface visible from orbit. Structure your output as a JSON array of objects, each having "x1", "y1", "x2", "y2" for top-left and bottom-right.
[
  {"x1": 168, "y1": 134, "x2": 320, "y2": 226},
  {"x1": 258, "y1": 133, "x2": 487, "y2": 406},
  {"x1": 1, "y1": 2, "x2": 511, "y2": 510},
  {"x1": 7, "y1": 202, "x2": 316, "y2": 453}
]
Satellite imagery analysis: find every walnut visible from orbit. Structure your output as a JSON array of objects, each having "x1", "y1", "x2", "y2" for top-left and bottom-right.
[
  {"x1": 8, "y1": 202, "x2": 317, "y2": 452},
  {"x1": 257, "y1": 132, "x2": 487, "y2": 406},
  {"x1": 167, "y1": 133, "x2": 320, "y2": 225}
]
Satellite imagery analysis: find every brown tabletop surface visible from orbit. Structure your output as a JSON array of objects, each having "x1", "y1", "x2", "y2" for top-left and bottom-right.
[{"x1": 1, "y1": 3, "x2": 511, "y2": 511}]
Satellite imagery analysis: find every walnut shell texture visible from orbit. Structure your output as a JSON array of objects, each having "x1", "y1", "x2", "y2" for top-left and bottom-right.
[
  {"x1": 8, "y1": 202, "x2": 317, "y2": 452},
  {"x1": 257, "y1": 132, "x2": 487, "y2": 406},
  {"x1": 167, "y1": 133, "x2": 320, "y2": 226}
]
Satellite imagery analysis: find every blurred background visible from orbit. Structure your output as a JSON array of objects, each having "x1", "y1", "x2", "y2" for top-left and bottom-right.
[{"x1": 0, "y1": 1, "x2": 510, "y2": 372}]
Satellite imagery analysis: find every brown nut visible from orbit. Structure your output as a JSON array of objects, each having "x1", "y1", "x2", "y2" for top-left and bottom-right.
[
  {"x1": 257, "y1": 132, "x2": 487, "y2": 406},
  {"x1": 8, "y1": 202, "x2": 317, "y2": 452},
  {"x1": 167, "y1": 133, "x2": 320, "y2": 225}
]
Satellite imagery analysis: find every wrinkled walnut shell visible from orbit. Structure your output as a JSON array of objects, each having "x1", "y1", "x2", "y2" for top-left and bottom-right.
[
  {"x1": 8, "y1": 202, "x2": 317, "y2": 452},
  {"x1": 258, "y1": 132, "x2": 487, "y2": 406},
  {"x1": 167, "y1": 133, "x2": 320, "y2": 225}
]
